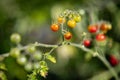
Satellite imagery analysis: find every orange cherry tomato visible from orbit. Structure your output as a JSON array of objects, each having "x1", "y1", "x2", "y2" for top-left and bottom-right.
[
  {"x1": 64, "y1": 32, "x2": 72, "y2": 40},
  {"x1": 100, "y1": 23, "x2": 112, "y2": 32},
  {"x1": 51, "y1": 24, "x2": 59, "y2": 32},
  {"x1": 100, "y1": 23, "x2": 108, "y2": 31},
  {"x1": 67, "y1": 19, "x2": 76, "y2": 28},
  {"x1": 58, "y1": 17, "x2": 65, "y2": 23}
]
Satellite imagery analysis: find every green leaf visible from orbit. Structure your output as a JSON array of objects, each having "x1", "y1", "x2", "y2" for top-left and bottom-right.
[
  {"x1": 46, "y1": 54, "x2": 56, "y2": 63},
  {"x1": 0, "y1": 71, "x2": 7, "y2": 80},
  {"x1": 40, "y1": 70, "x2": 48, "y2": 78},
  {"x1": 0, "y1": 63, "x2": 7, "y2": 71}
]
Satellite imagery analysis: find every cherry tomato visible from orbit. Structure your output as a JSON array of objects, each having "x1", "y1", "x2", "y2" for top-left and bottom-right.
[
  {"x1": 24, "y1": 62, "x2": 33, "y2": 71},
  {"x1": 100, "y1": 23, "x2": 112, "y2": 31},
  {"x1": 96, "y1": 34, "x2": 106, "y2": 41},
  {"x1": 83, "y1": 40, "x2": 91, "y2": 47},
  {"x1": 51, "y1": 24, "x2": 59, "y2": 32},
  {"x1": 33, "y1": 62, "x2": 40, "y2": 69},
  {"x1": 64, "y1": 32, "x2": 72, "y2": 40},
  {"x1": 107, "y1": 24, "x2": 112, "y2": 30},
  {"x1": 10, "y1": 33, "x2": 21, "y2": 43},
  {"x1": 10, "y1": 48, "x2": 20, "y2": 58},
  {"x1": 88, "y1": 25, "x2": 98, "y2": 33},
  {"x1": 27, "y1": 45, "x2": 36, "y2": 53},
  {"x1": 100, "y1": 23, "x2": 108, "y2": 31},
  {"x1": 33, "y1": 51, "x2": 42, "y2": 60},
  {"x1": 109, "y1": 55, "x2": 119, "y2": 66},
  {"x1": 67, "y1": 19, "x2": 76, "y2": 28},
  {"x1": 58, "y1": 17, "x2": 65, "y2": 23},
  {"x1": 17, "y1": 55, "x2": 27, "y2": 65},
  {"x1": 74, "y1": 15, "x2": 81, "y2": 22}
]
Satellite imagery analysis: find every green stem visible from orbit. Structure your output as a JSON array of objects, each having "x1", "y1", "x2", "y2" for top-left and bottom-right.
[
  {"x1": 48, "y1": 47, "x2": 57, "y2": 55},
  {"x1": 0, "y1": 42, "x2": 119, "y2": 80},
  {"x1": 0, "y1": 53, "x2": 9, "y2": 61},
  {"x1": 20, "y1": 42, "x2": 58, "y2": 50},
  {"x1": 97, "y1": 55, "x2": 119, "y2": 80},
  {"x1": 70, "y1": 43, "x2": 119, "y2": 80},
  {"x1": 61, "y1": 23, "x2": 65, "y2": 42}
]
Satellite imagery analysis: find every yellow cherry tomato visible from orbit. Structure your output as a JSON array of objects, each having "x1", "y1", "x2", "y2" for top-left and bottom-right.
[
  {"x1": 67, "y1": 19, "x2": 76, "y2": 28},
  {"x1": 58, "y1": 17, "x2": 66, "y2": 23}
]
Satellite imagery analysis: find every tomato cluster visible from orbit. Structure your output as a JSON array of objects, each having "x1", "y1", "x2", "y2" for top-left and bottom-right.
[
  {"x1": 84, "y1": 22, "x2": 112, "y2": 47},
  {"x1": 88, "y1": 22, "x2": 112, "y2": 34},
  {"x1": 10, "y1": 34, "x2": 43, "y2": 72},
  {"x1": 50, "y1": 10, "x2": 82, "y2": 40},
  {"x1": 50, "y1": 10, "x2": 112, "y2": 47},
  {"x1": 81, "y1": 22, "x2": 112, "y2": 47}
]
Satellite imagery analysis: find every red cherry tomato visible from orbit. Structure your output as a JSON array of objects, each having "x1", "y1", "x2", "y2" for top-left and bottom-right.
[
  {"x1": 96, "y1": 34, "x2": 106, "y2": 41},
  {"x1": 109, "y1": 55, "x2": 119, "y2": 66},
  {"x1": 88, "y1": 25, "x2": 98, "y2": 33},
  {"x1": 83, "y1": 40, "x2": 91, "y2": 47}
]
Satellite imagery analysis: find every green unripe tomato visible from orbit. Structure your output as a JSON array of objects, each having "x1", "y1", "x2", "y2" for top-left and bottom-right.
[
  {"x1": 24, "y1": 62, "x2": 33, "y2": 71},
  {"x1": 85, "y1": 52, "x2": 93, "y2": 61},
  {"x1": 74, "y1": 15, "x2": 81, "y2": 22},
  {"x1": 17, "y1": 55, "x2": 27, "y2": 65},
  {"x1": 10, "y1": 33, "x2": 21, "y2": 44},
  {"x1": 10, "y1": 48, "x2": 20, "y2": 58},
  {"x1": 33, "y1": 51, "x2": 42, "y2": 60},
  {"x1": 33, "y1": 62, "x2": 40, "y2": 69},
  {"x1": 27, "y1": 45, "x2": 36, "y2": 53}
]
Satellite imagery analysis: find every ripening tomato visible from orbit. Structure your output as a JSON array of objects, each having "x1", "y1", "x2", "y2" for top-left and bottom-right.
[
  {"x1": 74, "y1": 15, "x2": 81, "y2": 22},
  {"x1": 88, "y1": 25, "x2": 98, "y2": 33},
  {"x1": 100, "y1": 23, "x2": 108, "y2": 31},
  {"x1": 100, "y1": 23, "x2": 112, "y2": 31},
  {"x1": 51, "y1": 24, "x2": 59, "y2": 32},
  {"x1": 64, "y1": 32, "x2": 72, "y2": 40},
  {"x1": 83, "y1": 40, "x2": 91, "y2": 47},
  {"x1": 58, "y1": 17, "x2": 65, "y2": 23},
  {"x1": 96, "y1": 34, "x2": 106, "y2": 41},
  {"x1": 67, "y1": 19, "x2": 76, "y2": 28}
]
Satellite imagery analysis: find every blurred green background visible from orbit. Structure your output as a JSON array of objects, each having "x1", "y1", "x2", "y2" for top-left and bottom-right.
[{"x1": 0, "y1": 0, "x2": 120, "y2": 80}]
